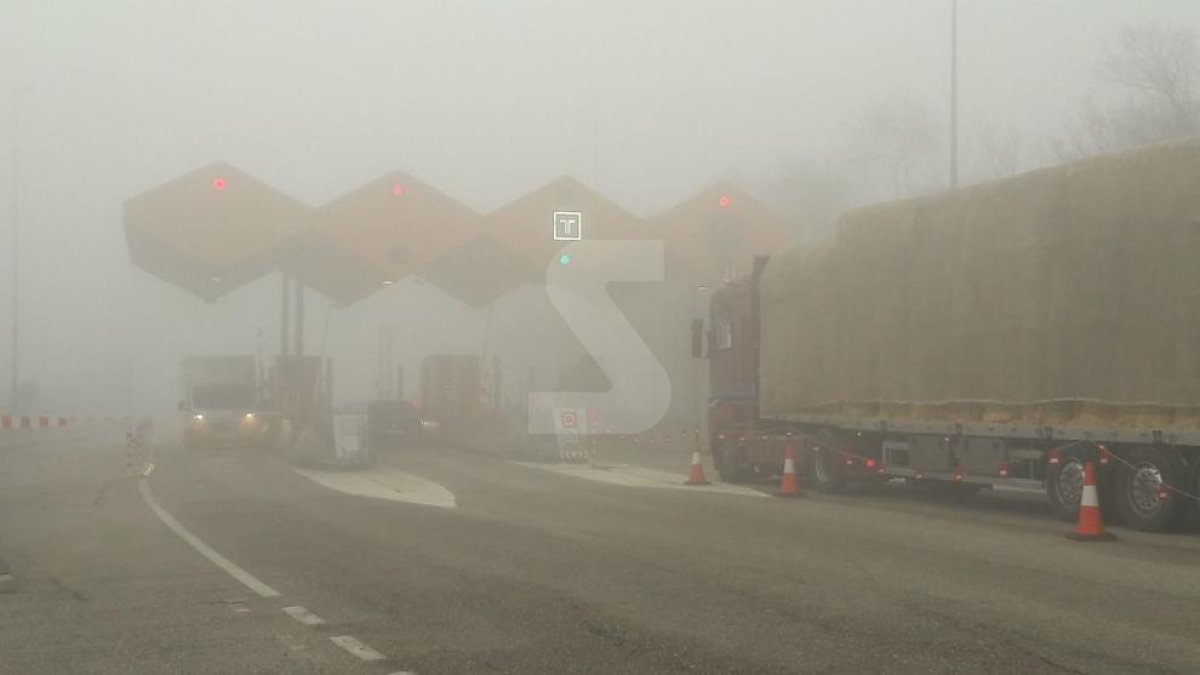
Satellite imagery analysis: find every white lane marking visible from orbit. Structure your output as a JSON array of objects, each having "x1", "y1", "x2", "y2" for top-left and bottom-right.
[
  {"x1": 330, "y1": 635, "x2": 387, "y2": 662},
  {"x1": 293, "y1": 467, "x2": 456, "y2": 509},
  {"x1": 283, "y1": 605, "x2": 326, "y2": 626},
  {"x1": 514, "y1": 462, "x2": 769, "y2": 497},
  {"x1": 137, "y1": 479, "x2": 281, "y2": 597}
]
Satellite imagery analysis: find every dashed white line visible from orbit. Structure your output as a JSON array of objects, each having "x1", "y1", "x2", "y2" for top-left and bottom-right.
[
  {"x1": 137, "y1": 479, "x2": 281, "y2": 598},
  {"x1": 283, "y1": 605, "x2": 326, "y2": 626},
  {"x1": 330, "y1": 635, "x2": 387, "y2": 662},
  {"x1": 139, "y1": 478, "x2": 415, "y2": 670}
]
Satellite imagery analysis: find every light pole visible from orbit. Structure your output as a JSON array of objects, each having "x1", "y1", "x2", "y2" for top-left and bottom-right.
[
  {"x1": 9, "y1": 89, "x2": 21, "y2": 412},
  {"x1": 950, "y1": 0, "x2": 959, "y2": 189}
]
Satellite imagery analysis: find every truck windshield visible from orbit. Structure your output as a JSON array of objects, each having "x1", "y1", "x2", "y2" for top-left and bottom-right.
[{"x1": 192, "y1": 385, "x2": 255, "y2": 410}]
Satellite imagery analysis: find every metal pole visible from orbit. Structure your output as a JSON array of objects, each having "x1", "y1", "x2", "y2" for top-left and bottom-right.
[
  {"x1": 493, "y1": 355, "x2": 502, "y2": 412},
  {"x1": 294, "y1": 253, "x2": 305, "y2": 419},
  {"x1": 950, "y1": 0, "x2": 959, "y2": 189},
  {"x1": 9, "y1": 90, "x2": 20, "y2": 412},
  {"x1": 294, "y1": 273, "x2": 304, "y2": 360},
  {"x1": 280, "y1": 272, "x2": 290, "y2": 360}
]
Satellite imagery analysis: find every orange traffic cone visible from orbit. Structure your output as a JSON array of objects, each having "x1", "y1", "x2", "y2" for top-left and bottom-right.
[
  {"x1": 684, "y1": 429, "x2": 711, "y2": 486},
  {"x1": 777, "y1": 440, "x2": 804, "y2": 497},
  {"x1": 1066, "y1": 461, "x2": 1116, "y2": 541}
]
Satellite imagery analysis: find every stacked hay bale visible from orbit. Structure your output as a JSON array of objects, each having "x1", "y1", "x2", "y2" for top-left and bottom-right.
[{"x1": 761, "y1": 138, "x2": 1200, "y2": 428}]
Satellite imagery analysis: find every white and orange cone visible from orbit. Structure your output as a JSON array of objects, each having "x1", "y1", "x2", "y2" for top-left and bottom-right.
[
  {"x1": 777, "y1": 440, "x2": 804, "y2": 498},
  {"x1": 1066, "y1": 461, "x2": 1116, "y2": 541},
  {"x1": 684, "y1": 429, "x2": 711, "y2": 486}
]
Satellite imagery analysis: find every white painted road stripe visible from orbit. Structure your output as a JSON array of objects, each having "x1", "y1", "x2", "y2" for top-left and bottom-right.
[
  {"x1": 330, "y1": 635, "x2": 387, "y2": 662},
  {"x1": 137, "y1": 479, "x2": 282, "y2": 598},
  {"x1": 294, "y1": 467, "x2": 456, "y2": 509},
  {"x1": 283, "y1": 605, "x2": 326, "y2": 626},
  {"x1": 514, "y1": 461, "x2": 769, "y2": 497}
]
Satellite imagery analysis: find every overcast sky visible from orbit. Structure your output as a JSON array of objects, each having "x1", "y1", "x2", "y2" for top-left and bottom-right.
[{"x1": 2, "y1": 0, "x2": 1199, "y2": 411}]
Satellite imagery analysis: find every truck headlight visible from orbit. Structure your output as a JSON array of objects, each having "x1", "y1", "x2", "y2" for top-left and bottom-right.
[
  {"x1": 243, "y1": 412, "x2": 256, "y2": 420},
  {"x1": 192, "y1": 413, "x2": 205, "y2": 422}
]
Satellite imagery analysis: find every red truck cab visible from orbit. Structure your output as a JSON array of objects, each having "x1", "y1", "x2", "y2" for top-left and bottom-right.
[
  {"x1": 704, "y1": 271, "x2": 794, "y2": 481},
  {"x1": 702, "y1": 264, "x2": 879, "y2": 490}
]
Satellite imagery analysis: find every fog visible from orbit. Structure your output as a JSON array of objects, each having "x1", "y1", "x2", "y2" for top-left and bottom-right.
[{"x1": 1, "y1": 0, "x2": 1198, "y2": 415}]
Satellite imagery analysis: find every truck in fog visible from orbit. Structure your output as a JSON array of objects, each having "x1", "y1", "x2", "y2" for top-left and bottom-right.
[
  {"x1": 419, "y1": 354, "x2": 483, "y2": 439},
  {"x1": 701, "y1": 138, "x2": 1200, "y2": 532},
  {"x1": 179, "y1": 355, "x2": 266, "y2": 449}
]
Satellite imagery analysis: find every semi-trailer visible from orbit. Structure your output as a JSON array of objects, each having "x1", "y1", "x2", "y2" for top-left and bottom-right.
[{"x1": 702, "y1": 138, "x2": 1200, "y2": 532}]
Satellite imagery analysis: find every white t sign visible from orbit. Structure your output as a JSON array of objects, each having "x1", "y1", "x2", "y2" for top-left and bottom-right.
[{"x1": 553, "y1": 211, "x2": 583, "y2": 241}]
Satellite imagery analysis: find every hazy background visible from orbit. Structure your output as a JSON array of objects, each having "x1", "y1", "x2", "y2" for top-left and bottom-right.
[{"x1": 2, "y1": 0, "x2": 1199, "y2": 413}]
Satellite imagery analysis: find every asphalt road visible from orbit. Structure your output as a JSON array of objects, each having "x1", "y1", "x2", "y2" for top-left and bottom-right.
[{"x1": 1, "y1": 430, "x2": 1199, "y2": 674}]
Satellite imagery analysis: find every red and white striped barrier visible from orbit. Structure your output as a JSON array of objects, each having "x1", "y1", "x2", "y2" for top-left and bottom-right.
[{"x1": 0, "y1": 414, "x2": 133, "y2": 430}]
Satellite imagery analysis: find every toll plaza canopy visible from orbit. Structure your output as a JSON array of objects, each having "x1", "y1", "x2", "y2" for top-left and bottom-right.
[
  {"x1": 417, "y1": 233, "x2": 541, "y2": 308},
  {"x1": 123, "y1": 161, "x2": 309, "y2": 302},
  {"x1": 484, "y1": 176, "x2": 645, "y2": 269},
  {"x1": 290, "y1": 170, "x2": 483, "y2": 305},
  {"x1": 123, "y1": 165, "x2": 792, "y2": 306},
  {"x1": 652, "y1": 182, "x2": 790, "y2": 285}
]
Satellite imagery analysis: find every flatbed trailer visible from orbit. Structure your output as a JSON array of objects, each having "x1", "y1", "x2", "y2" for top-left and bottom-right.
[{"x1": 701, "y1": 138, "x2": 1200, "y2": 532}]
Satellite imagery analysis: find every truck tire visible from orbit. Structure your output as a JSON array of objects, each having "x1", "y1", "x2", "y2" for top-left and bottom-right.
[
  {"x1": 808, "y1": 431, "x2": 845, "y2": 493},
  {"x1": 1045, "y1": 454, "x2": 1086, "y2": 522},
  {"x1": 1114, "y1": 446, "x2": 1189, "y2": 532},
  {"x1": 713, "y1": 440, "x2": 745, "y2": 483}
]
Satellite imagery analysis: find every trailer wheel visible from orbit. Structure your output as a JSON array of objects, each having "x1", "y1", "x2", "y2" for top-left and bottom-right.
[
  {"x1": 713, "y1": 440, "x2": 744, "y2": 483},
  {"x1": 1114, "y1": 446, "x2": 1189, "y2": 532},
  {"x1": 808, "y1": 431, "x2": 845, "y2": 493},
  {"x1": 1045, "y1": 455, "x2": 1086, "y2": 522}
]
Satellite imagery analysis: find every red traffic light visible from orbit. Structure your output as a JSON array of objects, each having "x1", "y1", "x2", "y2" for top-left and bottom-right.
[
  {"x1": 212, "y1": 177, "x2": 228, "y2": 191},
  {"x1": 391, "y1": 183, "x2": 406, "y2": 197},
  {"x1": 717, "y1": 195, "x2": 731, "y2": 208}
]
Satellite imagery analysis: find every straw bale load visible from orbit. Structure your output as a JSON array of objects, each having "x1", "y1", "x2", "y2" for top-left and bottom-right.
[{"x1": 760, "y1": 138, "x2": 1200, "y2": 429}]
